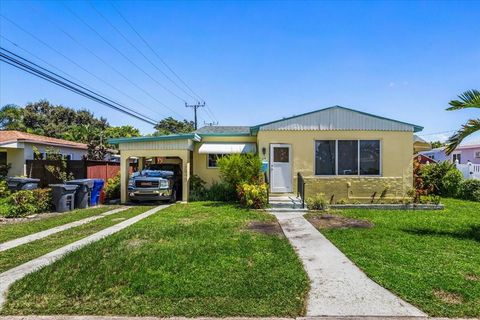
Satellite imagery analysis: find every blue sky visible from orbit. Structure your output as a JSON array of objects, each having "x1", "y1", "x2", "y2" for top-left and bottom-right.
[{"x1": 1, "y1": 1, "x2": 479, "y2": 142}]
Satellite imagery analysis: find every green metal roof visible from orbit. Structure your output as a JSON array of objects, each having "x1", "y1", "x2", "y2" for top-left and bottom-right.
[
  {"x1": 250, "y1": 106, "x2": 424, "y2": 133},
  {"x1": 108, "y1": 133, "x2": 201, "y2": 145},
  {"x1": 194, "y1": 126, "x2": 253, "y2": 136}
]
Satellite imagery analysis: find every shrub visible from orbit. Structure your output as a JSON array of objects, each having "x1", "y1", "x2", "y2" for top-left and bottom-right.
[
  {"x1": 0, "y1": 188, "x2": 53, "y2": 218},
  {"x1": 217, "y1": 153, "x2": 262, "y2": 188},
  {"x1": 189, "y1": 174, "x2": 207, "y2": 201},
  {"x1": 419, "y1": 195, "x2": 441, "y2": 205},
  {"x1": 104, "y1": 172, "x2": 121, "y2": 200},
  {"x1": 237, "y1": 183, "x2": 268, "y2": 209},
  {"x1": 458, "y1": 179, "x2": 480, "y2": 201},
  {"x1": 421, "y1": 161, "x2": 463, "y2": 197},
  {"x1": 306, "y1": 193, "x2": 328, "y2": 210},
  {"x1": 0, "y1": 163, "x2": 11, "y2": 178},
  {"x1": 0, "y1": 180, "x2": 10, "y2": 198},
  {"x1": 204, "y1": 182, "x2": 237, "y2": 202}
]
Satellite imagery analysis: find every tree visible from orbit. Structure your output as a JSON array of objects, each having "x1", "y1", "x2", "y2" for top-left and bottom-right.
[
  {"x1": 0, "y1": 104, "x2": 24, "y2": 130},
  {"x1": 153, "y1": 117, "x2": 194, "y2": 135},
  {"x1": 0, "y1": 100, "x2": 143, "y2": 160},
  {"x1": 445, "y1": 89, "x2": 480, "y2": 155},
  {"x1": 430, "y1": 141, "x2": 444, "y2": 149},
  {"x1": 105, "y1": 125, "x2": 141, "y2": 139}
]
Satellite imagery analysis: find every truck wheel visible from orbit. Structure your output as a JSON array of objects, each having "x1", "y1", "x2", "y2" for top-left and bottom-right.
[{"x1": 170, "y1": 190, "x2": 177, "y2": 203}]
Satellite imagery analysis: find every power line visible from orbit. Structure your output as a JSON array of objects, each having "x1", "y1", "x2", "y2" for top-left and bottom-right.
[
  {"x1": 1, "y1": 35, "x2": 151, "y2": 118},
  {"x1": 0, "y1": 47, "x2": 158, "y2": 125},
  {"x1": 109, "y1": 2, "x2": 218, "y2": 123},
  {"x1": 89, "y1": 1, "x2": 199, "y2": 103},
  {"x1": 23, "y1": 5, "x2": 176, "y2": 119},
  {"x1": 0, "y1": 14, "x2": 168, "y2": 120},
  {"x1": 62, "y1": 2, "x2": 190, "y2": 119}
]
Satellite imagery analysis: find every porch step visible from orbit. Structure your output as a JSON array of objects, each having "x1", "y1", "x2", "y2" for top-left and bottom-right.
[{"x1": 269, "y1": 194, "x2": 305, "y2": 210}]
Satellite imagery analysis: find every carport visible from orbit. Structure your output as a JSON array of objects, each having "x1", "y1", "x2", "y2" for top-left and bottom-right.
[{"x1": 109, "y1": 134, "x2": 201, "y2": 203}]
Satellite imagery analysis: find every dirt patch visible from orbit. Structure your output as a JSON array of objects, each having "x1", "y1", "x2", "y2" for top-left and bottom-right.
[
  {"x1": 111, "y1": 217, "x2": 126, "y2": 222},
  {"x1": 247, "y1": 221, "x2": 284, "y2": 236},
  {"x1": 306, "y1": 214, "x2": 373, "y2": 229},
  {"x1": 433, "y1": 289, "x2": 464, "y2": 304},
  {"x1": 465, "y1": 273, "x2": 480, "y2": 281}
]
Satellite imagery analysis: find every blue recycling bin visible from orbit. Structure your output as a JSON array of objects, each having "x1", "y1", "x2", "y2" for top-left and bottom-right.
[{"x1": 90, "y1": 179, "x2": 105, "y2": 206}]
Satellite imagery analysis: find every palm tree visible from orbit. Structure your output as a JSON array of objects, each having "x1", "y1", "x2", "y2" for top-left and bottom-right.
[{"x1": 445, "y1": 89, "x2": 480, "y2": 155}]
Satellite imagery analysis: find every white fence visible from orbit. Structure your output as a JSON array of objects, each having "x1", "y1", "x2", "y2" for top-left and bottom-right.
[{"x1": 455, "y1": 160, "x2": 480, "y2": 180}]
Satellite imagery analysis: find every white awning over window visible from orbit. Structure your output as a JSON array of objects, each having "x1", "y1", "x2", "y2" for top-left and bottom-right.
[{"x1": 198, "y1": 143, "x2": 257, "y2": 154}]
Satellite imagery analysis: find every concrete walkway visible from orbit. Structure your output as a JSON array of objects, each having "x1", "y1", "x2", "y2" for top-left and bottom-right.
[
  {"x1": 0, "y1": 204, "x2": 170, "y2": 308},
  {"x1": 0, "y1": 207, "x2": 130, "y2": 252},
  {"x1": 272, "y1": 211, "x2": 426, "y2": 317}
]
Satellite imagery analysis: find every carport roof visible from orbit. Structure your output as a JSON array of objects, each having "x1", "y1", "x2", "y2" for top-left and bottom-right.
[{"x1": 108, "y1": 133, "x2": 201, "y2": 144}]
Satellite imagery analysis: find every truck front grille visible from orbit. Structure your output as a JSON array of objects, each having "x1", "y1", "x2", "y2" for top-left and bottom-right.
[{"x1": 135, "y1": 180, "x2": 159, "y2": 188}]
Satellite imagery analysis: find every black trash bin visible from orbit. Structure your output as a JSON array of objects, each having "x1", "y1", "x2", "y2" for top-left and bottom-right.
[
  {"x1": 49, "y1": 184, "x2": 78, "y2": 213},
  {"x1": 7, "y1": 177, "x2": 40, "y2": 191},
  {"x1": 66, "y1": 179, "x2": 95, "y2": 209}
]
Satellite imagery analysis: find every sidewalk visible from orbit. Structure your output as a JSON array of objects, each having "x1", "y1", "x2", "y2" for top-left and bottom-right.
[
  {"x1": 0, "y1": 207, "x2": 130, "y2": 252},
  {"x1": 272, "y1": 211, "x2": 426, "y2": 317}
]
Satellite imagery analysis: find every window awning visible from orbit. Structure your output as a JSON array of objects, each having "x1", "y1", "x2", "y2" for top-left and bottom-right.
[{"x1": 198, "y1": 143, "x2": 257, "y2": 154}]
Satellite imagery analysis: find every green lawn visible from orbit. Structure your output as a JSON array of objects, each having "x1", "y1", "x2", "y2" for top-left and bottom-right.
[
  {"x1": 1, "y1": 202, "x2": 309, "y2": 317},
  {"x1": 0, "y1": 206, "x2": 118, "y2": 243},
  {"x1": 0, "y1": 206, "x2": 152, "y2": 273},
  {"x1": 307, "y1": 198, "x2": 480, "y2": 318}
]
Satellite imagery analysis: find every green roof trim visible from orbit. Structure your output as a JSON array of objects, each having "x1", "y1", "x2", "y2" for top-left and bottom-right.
[
  {"x1": 250, "y1": 105, "x2": 424, "y2": 133},
  {"x1": 108, "y1": 133, "x2": 201, "y2": 145}
]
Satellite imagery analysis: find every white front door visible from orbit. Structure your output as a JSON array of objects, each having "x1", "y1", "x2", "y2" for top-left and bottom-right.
[{"x1": 270, "y1": 144, "x2": 292, "y2": 193}]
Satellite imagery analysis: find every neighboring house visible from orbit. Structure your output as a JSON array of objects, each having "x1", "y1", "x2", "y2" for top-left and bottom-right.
[
  {"x1": 0, "y1": 130, "x2": 87, "y2": 176},
  {"x1": 419, "y1": 140, "x2": 480, "y2": 164},
  {"x1": 110, "y1": 106, "x2": 423, "y2": 203},
  {"x1": 413, "y1": 135, "x2": 431, "y2": 154}
]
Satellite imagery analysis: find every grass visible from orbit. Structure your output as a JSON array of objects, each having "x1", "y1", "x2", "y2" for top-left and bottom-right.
[
  {"x1": 1, "y1": 202, "x2": 309, "y2": 317},
  {"x1": 0, "y1": 206, "x2": 118, "y2": 243},
  {"x1": 0, "y1": 206, "x2": 152, "y2": 273},
  {"x1": 306, "y1": 198, "x2": 480, "y2": 318}
]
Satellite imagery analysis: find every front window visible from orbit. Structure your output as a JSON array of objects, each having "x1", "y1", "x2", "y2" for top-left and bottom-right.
[
  {"x1": 338, "y1": 140, "x2": 358, "y2": 175},
  {"x1": 315, "y1": 139, "x2": 381, "y2": 176},
  {"x1": 452, "y1": 153, "x2": 461, "y2": 163},
  {"x1": 207, "y1": 154, "x2": 227, "y2": 168},
  {"x1": 0, "y1": 152, "x2": 7, "y2": 166},
  {"x1": 315, "y1": 140, "x2": 335, "y2": 175}
]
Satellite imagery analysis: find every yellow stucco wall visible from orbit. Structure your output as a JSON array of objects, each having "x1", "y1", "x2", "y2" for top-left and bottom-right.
[
  {"x1": 192, "y1": 135, "x2": 257, "y2": 186},
  {"x1": 256, "y1": 130, "x2": 414, "y2": 202}
]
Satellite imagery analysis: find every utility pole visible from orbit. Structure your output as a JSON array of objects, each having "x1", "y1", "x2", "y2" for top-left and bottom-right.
[
  {"x1": 204, "y1": 120, "x2": 219, "y2": 126},
  {"x1": 185, "y1": 101, "x2": 205, "y2": 130}
]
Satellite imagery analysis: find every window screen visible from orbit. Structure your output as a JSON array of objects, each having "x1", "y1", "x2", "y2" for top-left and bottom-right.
[
  {"x1": 360, "y1": 140, "x2": 380, "y2": 175},
  {"x1": 207, "y1": 154, "x2": 227, "y2": 168},
  {"x1": 273, "y1": 147, "x2": 289, "y2": 163},
  {"x1": 338, "y1": 140, "x2": 358, "y2": 175},
  {"x1": 315, "y1": 140, "x2": 335, "y2": 175}
]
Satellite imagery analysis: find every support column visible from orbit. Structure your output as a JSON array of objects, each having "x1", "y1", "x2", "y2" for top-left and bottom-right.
[{"x1": 120, "y1": 155, "x2": 130, "y2": 204}]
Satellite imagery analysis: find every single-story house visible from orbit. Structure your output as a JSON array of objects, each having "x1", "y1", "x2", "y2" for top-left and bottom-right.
[
  {"x1": 0, "y1": 130, "x2": 88, "y2": 176},
  {"x1": 419, "y1": 140, "x2": 480, "y2": 164},
  {"x1": 109, "y1": 106, "x2": 423, "y2": 203},
  {"x1": 413, "y1": 135, "x2": 431, "y2": 154}
]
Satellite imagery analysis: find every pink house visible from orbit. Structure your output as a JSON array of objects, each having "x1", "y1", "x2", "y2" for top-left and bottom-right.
[{"x1": 420, "y1": 141, "x2": 480, "y2": 164}]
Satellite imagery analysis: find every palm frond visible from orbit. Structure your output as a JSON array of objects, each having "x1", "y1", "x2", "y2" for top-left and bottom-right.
[
  {"x1": 445, "y1": 118, "x2": 480, "y2": 155},
  {"x1": 447, "y1": 89, "x2": 480, "y2": 111}
]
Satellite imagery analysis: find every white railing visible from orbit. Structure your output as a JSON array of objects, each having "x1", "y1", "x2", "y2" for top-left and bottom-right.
[{"x1": 455, "y1": 160, "x2": 480, "y2": 180}]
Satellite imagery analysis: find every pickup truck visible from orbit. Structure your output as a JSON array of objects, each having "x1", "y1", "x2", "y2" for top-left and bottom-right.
[{"x1": 128, "y1": 164, "x2": 181, "y2": 203}]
